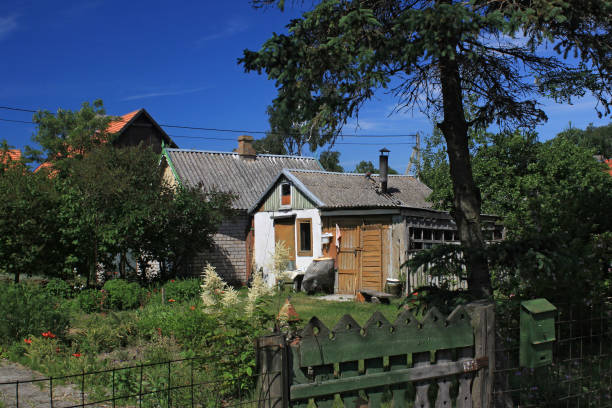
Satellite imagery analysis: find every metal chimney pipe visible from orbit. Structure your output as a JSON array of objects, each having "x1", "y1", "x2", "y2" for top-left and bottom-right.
[{"x1": 379, "y1": 147, "x2": 389, "y2": 193}]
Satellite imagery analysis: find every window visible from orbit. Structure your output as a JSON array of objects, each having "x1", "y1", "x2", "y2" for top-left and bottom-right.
[
  {"x1": 281, "y1": 183, "x2": 291, "y2": 206},
  {"x1": 296, "y1": 218, "x2": 312, "y2": 256}
]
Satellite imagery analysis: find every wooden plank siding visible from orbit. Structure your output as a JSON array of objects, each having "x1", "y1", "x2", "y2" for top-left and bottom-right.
[
  {"x1": 322, "y1": 216, "x2": 392, "y2": 294},
  {"x1": 261, "y1": 182, "x2": 316, "y2": 212}
]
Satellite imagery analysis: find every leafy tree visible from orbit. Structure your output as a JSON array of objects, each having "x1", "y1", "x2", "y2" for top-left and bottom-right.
[
  {"x1": 354, "y1": 160, "x2": 399, "y2": 174},
  {"x1": 30, "y1": 100, "x2": 115, "y2": 169},
  {"x1": 0, "y1": 166, "x2": 65, "y2": 283},
  {"x1": 418, "y1": 130, "x2": 612, "y2": 300},
  {"x1": 556, "y1": 122, "x2": 612, "y2": 158},
  {"x1": 319, "y1": 150, "x2": 344, "y2": 172},
  {"x1": 253, "y1": 132, "x2": 288, "y2": 155},
  {"x1": 241, "y1": 0, "x2": 611, "y2": 297}
]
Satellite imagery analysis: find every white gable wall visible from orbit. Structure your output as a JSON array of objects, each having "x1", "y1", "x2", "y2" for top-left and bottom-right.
[{"x1": 254, "y1": 208, "x2": 322, "y2": 286}]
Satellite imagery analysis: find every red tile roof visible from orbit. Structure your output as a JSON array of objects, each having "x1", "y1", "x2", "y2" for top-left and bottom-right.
[
  {"x1": 107, "y1": 109, "x2": 141, "y2": 134},
  {"x1": 605, "y1": 159, "x2": 612, "y2": 176},
  {"x1": 0, "y1": 149, "x2": 22, "y2": 163}
]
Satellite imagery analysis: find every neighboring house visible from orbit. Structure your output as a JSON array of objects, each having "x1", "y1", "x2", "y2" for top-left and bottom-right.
[
  {"x1": 250, "y1": 150, "x2": 503, "y2": 294},
  {"x1": 0, "y1": 149, "x2": 22, "y2": 167},
  {"x1": 35, "y1": 108, "x2": 177, "y2": 172},
  {"x1": 162, "y1": 135, "x2": 322, "y2": 285}
]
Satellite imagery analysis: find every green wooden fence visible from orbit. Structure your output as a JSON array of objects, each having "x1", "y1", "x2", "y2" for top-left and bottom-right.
[{"x1": 257, "y1": 302, "x2": 495, "y2": 407}]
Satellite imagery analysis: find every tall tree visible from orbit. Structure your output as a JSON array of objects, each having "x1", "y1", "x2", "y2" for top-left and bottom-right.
[
  {"x1": 319, "y1": 150, "x2": 344, "y2": 172},
  {"x1": 241, "y1": 0, "x2": 612, "y2": 297},
  {"x1": 556, "y1": 122, "x2": 612, "y2": 158},
  {"x1": 354, "y1": 160, "x2": 399, "y2": 174}
]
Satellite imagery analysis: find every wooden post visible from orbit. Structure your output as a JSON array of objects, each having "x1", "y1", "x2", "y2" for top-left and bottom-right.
[
  {"x1": 465, "y1": 301, "x2": 495, "y2": 408},
  {"x1": 256, "y1": 334, "x2": 288, "y2": 408}
]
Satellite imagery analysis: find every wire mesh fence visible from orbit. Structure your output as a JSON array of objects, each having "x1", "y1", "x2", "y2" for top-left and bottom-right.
[
  {"x1": 494, "y1": 299, "x2": 611, "y2": 407},
  {"x1": 0, "y1": 356, "x2": 277, "y2": 408}
]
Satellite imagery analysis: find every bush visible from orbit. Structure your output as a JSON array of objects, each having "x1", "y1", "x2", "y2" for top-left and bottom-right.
[
  {"x1": 45, "y1": 278, "x2": 73, "y2": 299},
  {"x1": 67, "y1": 311, "x2": 138, "y2": 354},
  {"x1": 162, "y1": 279, "x2": 202, "y2": 302},
  {"x1": 103, "y1": 279, "x2": 143, "y2": 310},
  {"x1": 77, "y1": 289, "x2": 104, "y2": 313},
  {"x1": 0, "y1": 282, "x2": 69, "y2": 344}
]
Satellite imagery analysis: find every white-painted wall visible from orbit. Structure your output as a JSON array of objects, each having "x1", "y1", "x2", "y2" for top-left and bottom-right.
[{"x1": 253, "y1": 208, "x2": 323, "y2": 286}]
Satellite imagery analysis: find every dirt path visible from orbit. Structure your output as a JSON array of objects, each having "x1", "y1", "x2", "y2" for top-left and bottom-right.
[{"x1": 0, "y1": 360, "x2": 86, "y2": 408}]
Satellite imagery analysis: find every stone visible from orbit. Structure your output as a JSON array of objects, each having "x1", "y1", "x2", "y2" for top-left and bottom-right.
[{"x1": 301, "y1": 258, "x2": 335, "y2": 294}]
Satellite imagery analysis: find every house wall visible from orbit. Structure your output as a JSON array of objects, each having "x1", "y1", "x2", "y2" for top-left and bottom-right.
[
  {"x1": 253, "y1": 208, "x2": 322, "y2": 286},
  {"x1": 114, "y1": 115, "x2": 166, "y2": 153},
  {"x1": 187, "y1": 213, "x2": 250, "y2": 285}
]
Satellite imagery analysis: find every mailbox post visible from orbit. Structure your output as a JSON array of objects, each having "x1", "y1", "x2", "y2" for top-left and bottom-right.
[{"x1": 520, "y1": 299, "x2": 557, "y2": 368}]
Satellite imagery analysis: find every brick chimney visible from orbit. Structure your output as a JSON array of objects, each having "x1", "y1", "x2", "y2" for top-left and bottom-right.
[
  {"x1": 237, "y1": 135, "x2": 256, "y2": 159},
  {"x1": 379, "y1": 147, "x2": 389, "y2": 193}
]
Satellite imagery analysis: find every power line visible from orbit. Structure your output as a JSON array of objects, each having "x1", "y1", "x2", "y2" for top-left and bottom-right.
[
  {"x1": 0, "y1": 118, "x2": 35, "y2": 124},
  {"x1": 0, "y1": 105, "x2": 417, "y2": 138}
]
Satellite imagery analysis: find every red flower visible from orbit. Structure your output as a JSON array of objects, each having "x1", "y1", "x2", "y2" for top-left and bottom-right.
[
  {"x1": 24, "y1": 339, "x2": 32, "y2": 344},
  {"x1": 41, "y1": 331, "x2": 56, "y2": 338},
  {"x1": 190, "y1": 306, "x2": 196, "y2": 311},
  {"x1": 72, "y1": 353, "x2": 81, "y2": 358},
  {"x1": 170, "y1": 279, "x2": 175, "y2": 283},
  {"x1": 168, "y1": 299, "x2": 176, "y2": 302},
  {"x1": 55, "y1": 347, "x2": 61, "y2": 353}
]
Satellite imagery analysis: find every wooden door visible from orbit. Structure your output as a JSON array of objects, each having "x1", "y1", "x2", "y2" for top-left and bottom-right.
[
  {"x1": 360, "y1": 225, "x2": 382, "y2": 291},
  {"x1": 337, "y1": 225, "x2": 361, "y2": 294},
  {"x1": 274, "y1": 217, "x2": 296, "y2": 263}
]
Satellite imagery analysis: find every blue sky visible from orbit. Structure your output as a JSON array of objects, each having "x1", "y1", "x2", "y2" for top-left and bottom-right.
[{"x1": 0, "y1": 1, "x2": 609, "y2": 173}]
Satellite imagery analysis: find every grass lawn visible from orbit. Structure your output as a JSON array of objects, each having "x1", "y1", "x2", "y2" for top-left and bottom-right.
[{"x1": 267, "y1": 291, "x2": 402, "y2": 328}]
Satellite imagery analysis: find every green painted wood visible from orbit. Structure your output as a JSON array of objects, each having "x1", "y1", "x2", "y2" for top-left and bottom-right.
[
  {"x1": 339, "y1": 360, "x2": 360, "y2": 407},
  {"x1": 389, "y1": 354, "x2": 410, "y2": 408},
  {"x1": 290, "y1": 359, "x2": 471, "y2": 400},
  {"x1": 262, "y1": 182, "x2": 316, "y2": 211},
  {"x1": 298, "y1": 307, "x2": 473, "y2": 367}
]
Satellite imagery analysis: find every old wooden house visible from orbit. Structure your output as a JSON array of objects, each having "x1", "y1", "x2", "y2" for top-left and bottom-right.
[
  {"x1": 162, "y1": 135, "x2": 322, "y2": 285},
  {"x1": 250, "y1": 150, "x2": 503, "y2": 294}
]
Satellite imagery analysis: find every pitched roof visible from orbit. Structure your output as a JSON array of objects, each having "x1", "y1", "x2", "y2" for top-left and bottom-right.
[
  {"x1": 0, "y1": 149, "x2": 22, "y2": 163},
  {"x1": 251, "y1": 169, "x2": 433, "y2": 212},
  {"x1": 106, "y1": 108, "x2": 177, "y2": 148},
  {"x1": 164, "y1": 149, "x2": 322, "y2": 210}
]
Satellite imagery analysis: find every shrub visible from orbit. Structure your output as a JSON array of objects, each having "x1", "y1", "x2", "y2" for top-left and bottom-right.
[
  {"x1": 0, "y1": 282, "x2": 69, "y2": 345},
  {"x1": 103, "y1": 279, "x2": 143, "y2": 310},
  {"x1": 162, "y1": 279, "x2": 202, "y2": 302},
  {"x1": 77, "y1": 289, "x2": 104, "y2": 313},
  {"x1": 67, "y1": 311, "x2": 138, "y2": 354},
  {"x1": 45, "y1": 278, "x2": 73, "y2": 299}
]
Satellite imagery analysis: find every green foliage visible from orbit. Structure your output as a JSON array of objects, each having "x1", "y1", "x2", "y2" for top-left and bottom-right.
[
  {"x1": 45, "y1": 278, "x2": 73, "y2": 299},
  {"x1": 67, "y1": 311, "x2": 138, "y2": 354},
  {"x1": 30, "y1": 100, "x2": 115, "y2": 166},
  {"x1": 0, "y1": 166, "x2": 65, "y2": 283},
  {"x1": 354, "y1": 160, "x2": 398, "y2": 174},
  {"x1": 319, "y1": 150, "x2": 344, "y2": 172},
  {"x1": 252, "y1": 132, "x2": 288, "y2": 155},
  {"x1": 102, "y1": 279, "x2": 144, "y2": 311},
  {"x1": 162, "y1": 279, "x2": 202, "y2": 302},
  {"x1": 77, "y1": 289, "x2": 104, "y2": 313},
  {"x1": 0, "y1": 282, "x2": 69, "y2": 344},
  {"x1": 557, "y1": 122, "x2": 612, "y2": 158}
]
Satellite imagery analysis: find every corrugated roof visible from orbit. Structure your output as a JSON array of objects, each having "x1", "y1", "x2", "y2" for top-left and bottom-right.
[
  {"x1": 285, "y1": 169, "x2": 433, "y2": 209},
  {"x1": 165, "y1": 149, "x2": 322, "y2": 210}
]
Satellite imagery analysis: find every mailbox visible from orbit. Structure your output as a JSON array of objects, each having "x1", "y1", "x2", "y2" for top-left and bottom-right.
[{"x1": 520, "y1": 298, "x2": 557, "y2": 368}]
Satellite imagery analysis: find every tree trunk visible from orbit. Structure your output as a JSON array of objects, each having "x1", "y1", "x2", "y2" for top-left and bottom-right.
[
  {"x1": 438, "y1": 53, "x2": 492, "y2": 298},
  {"x1": 14, "y1": 271, "x2": 19, "y2": 284}
]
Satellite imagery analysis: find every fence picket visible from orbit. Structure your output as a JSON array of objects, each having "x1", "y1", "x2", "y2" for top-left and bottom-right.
[{"x1": 434, "y1": 350, "x2": 452, "y2": 408}]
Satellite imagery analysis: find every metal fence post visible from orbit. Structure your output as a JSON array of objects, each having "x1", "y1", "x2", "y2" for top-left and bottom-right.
[
  {"x1": 256, "y1": 333, "x2": 288, "y2": 408},
  {"x1": 466, "y1": 300, "x2": 495, "y2": 408}
]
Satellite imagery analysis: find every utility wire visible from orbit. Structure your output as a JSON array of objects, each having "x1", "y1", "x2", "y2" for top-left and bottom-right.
[{"x1": 0, "y1": 105, "x2": 417, "y2": 138}]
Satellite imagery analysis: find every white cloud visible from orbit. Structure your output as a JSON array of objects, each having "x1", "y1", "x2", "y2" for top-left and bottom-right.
[
  {"x1": 0, "y1": 14, "x2": 18, "y2": 41},
  {"x1": 122, "y1": 86, "x2": 209, "y2": 101},
  {"x1": 196, "y1": 18, "x2": 248, "y2": 45}
]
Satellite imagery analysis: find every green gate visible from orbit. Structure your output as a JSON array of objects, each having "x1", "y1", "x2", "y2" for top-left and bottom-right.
[{"x1": 257, "y1": 303, "x2": 494, "y2": 407}]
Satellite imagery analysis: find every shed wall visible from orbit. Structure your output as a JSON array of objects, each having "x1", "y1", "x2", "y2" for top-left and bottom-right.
[{"x1": 187, "y1": 213, "x2": 250, "y2": 285}]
